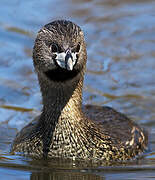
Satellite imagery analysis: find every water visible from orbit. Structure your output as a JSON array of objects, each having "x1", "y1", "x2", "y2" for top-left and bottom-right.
[{"x1": 0, "y1": 0, "x2": 155, "y2": 179}]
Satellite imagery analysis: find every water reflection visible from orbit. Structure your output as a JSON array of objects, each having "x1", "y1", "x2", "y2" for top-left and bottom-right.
[{"x1": 30, "y1": 172, "x2": 103, "y2": 180}]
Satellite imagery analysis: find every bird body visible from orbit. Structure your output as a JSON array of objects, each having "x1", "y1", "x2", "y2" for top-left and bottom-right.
[{"x1": 11, "y1": 20, "x2": 148, "y2": 161}]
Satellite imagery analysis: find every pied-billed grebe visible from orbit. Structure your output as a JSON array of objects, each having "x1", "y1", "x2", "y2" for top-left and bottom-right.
[{"x1": 11, "y1": 20, "x2": 148, "y2": 161}]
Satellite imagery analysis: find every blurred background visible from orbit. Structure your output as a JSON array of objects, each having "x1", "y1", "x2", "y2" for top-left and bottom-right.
[{"x1": 0, "y1": 0, "x2": 155, "y2": 179}]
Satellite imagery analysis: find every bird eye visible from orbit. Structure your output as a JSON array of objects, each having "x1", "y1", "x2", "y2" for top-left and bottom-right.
[
  {"x1": 72, "y1": 43, "x2": 81, "y2": 53},
  {"x1": 51, "y1": 44, "x2": 58, "y2": 53},
  {"x1": 76, "y1": 43, "x2": 80, "y2": 53}
]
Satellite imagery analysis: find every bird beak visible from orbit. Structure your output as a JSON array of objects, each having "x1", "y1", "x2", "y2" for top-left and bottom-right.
[
  {"x1": 65, "y1": 50, "x2": 73, "y2": 71},
  {"x1": 54, "y1": 50, "x2": 77, "y2": 71}
]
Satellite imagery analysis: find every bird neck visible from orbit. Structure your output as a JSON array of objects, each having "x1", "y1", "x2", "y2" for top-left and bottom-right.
[{"x1": 37, "y1": 71, "x2": 84, "y2": 126}]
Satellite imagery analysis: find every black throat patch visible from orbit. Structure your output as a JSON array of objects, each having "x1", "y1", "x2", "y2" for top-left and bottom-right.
[{"x1": 44, "y1": 68, "x2": 80, "y2": 82}]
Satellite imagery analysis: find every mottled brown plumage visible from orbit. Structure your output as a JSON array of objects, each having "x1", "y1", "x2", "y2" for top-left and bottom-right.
[{"x1": 11, "y1": 20, "x2": 148, "y2": 161}]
